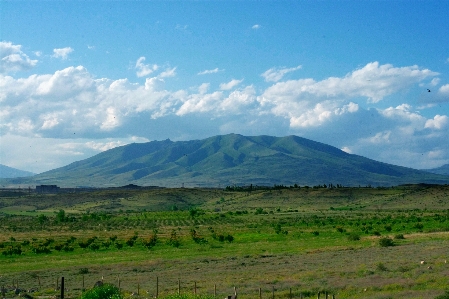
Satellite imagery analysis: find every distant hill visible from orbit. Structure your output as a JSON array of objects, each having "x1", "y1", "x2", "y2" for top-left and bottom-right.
[
  {"x1": 422, "y1": 164, "x2": 449, "y2": 176},
  {"x1": 3, "y1": 134, "x2": 449, "y2": 187},
  {"x1": 0, "y1": 164, "x2": 36, "y2": 178}
]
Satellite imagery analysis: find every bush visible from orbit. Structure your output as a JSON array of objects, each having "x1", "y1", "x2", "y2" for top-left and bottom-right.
[
  {"x1": 376, "y1": 262, "x2": 388, "y2": 271},
  {"x1": 167, "y1": 230, "x2": 180, "y2": 248},
  {"x1": 142, "y1": 233, "x2": 158, "y2": 249},
  {"x1": 31, "y1": 245, "x2": 51, "y2": 254},
  {"x1": 79, "y1": 268, "x2": 89, "y2": 274},
  {"x1": 379, "y1": 237, "x2": 394, "y2": 247},
  {"x1": 336, "y1": 226, "x2": 346, "y2": 233},
  {"x1": 347, "y1": 233, "x2": 360, "y2": 241},
  {"x1": 80, "y1": 283, "x2": 123, "y2": 299},
  {"x1": 394, "y1": 234, "x2": 405, "y2": 239},
  {"x1": 190, "y1": 229, "x2": 207, "y2": 244},
  {"x1": 88, "y1": 243, "x2": 100, "y2": 251},
  {"x1": 1, "y1": 245, "x2": 22, "y2": 256},
  {"x1": 225, "y1": 234, "x2": 234, "y2": 243},
  {"x1": 125, "y1": 238, "x2": 135, "y2": 247}
]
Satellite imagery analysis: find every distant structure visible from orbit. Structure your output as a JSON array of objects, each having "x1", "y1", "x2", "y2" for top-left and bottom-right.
[
  {"x1": 120, "y1": 184, "x2": 142, "y2": 189},
  {"x1": 36, "y1": 185, "x2": 60, "y2": 193}
]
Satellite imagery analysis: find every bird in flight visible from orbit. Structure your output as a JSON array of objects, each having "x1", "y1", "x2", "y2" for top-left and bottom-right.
[{"x1": 427, "y1": 89, "x2": 431, "y2": 92}]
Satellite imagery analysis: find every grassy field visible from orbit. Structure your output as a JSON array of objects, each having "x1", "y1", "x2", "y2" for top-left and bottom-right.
[{"x1": 0, "y1": 184, "x2": 448, "y2": 299}]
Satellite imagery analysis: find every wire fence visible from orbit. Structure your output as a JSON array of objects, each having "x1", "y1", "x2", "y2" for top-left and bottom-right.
[{"x1": 1, "y1": 276, "x2": 337, "y2": 299}]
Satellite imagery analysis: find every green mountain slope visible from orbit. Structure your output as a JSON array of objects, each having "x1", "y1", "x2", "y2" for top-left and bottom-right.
[
  {"x1": 0, "y1": 164, "x2": 36, "y2": 178},
  {"x1": 422, "y1": 164, "x2": 449, "y2": 176},
  {"x1": 4, "y1": 134, "x2": 449, "y2": 187}
]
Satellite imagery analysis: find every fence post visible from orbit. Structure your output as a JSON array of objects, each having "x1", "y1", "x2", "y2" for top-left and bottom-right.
[
  {"x1": 118, "y1": 276, "x2": 121, "y2": 292},
  {"x1": 60, "y1": 277, "x2": 65, "y2": 299},
  {"x1": 38, "y1": 276, "x2": 41, "y2": 290},
  {"x1": 178, "y1": 279, "x2": 181, "y2": 295},
  {"x1": 259, "y1": 287, "x2": 262, "y2": 299},
  {"x1": 317, "y1": 291, "x2": 320, "y2": 299},
  {"x1": 272, "y1": 286, "x2": 274, "y2": 299},
  {"x1": 156, "y1": 276, "x2": 159, "y2": 298},
  {"x1": 194, "y1": 281, "x2": 197, "y2": 295}
]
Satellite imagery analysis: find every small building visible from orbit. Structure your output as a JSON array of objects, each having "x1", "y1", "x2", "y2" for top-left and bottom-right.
[{"x1": 36, "y1": 185, "x2": 60, "y2": 193}]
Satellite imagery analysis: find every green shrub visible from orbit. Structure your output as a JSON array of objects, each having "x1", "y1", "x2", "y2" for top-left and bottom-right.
[
  {"x1": 336, "y1": 226, "x2": 346, "y2": 233},
  {"x1": 225, "y1": 234, "x2": 234, "y2": 242},
  {"x1": 88, "y1": 243, "x2": 100, "y2": 251},
  {"x1": 167, "y1": 230, "x2": 181, "y2": 247},
  {"x1": 80, "y1": 283, "x2": 123, "y2": 299},
  {"x1": 42, "y1": 238, "x2": 54, "y2": 246},
  {"x1": 394, "y1": 234, "x2": 405, "y2": 239},
  {"x1": 1, "y1": 245, "x2": 22, "y2": 256},
  {"x1": 347, "y1": 233, "x2": 360, "y2": 241},
  {"x1": 379, "y1": 237, "x2": 394, "y2": 247},
  {"x1": 190, "y1": 229, "x2": 207, "y2": 244},
  {"x1": 142, "y1": 233, "x2": 158, "y2": 249},
  {"x1": 125, "y1": 238, "x2": 135, "y2": 247},
  {"x1": 376, "y1": 262, "x2": 388, "y2": 271},
  {"x1": 79, "y1": 268, "x2": 89, "y2": 274}
]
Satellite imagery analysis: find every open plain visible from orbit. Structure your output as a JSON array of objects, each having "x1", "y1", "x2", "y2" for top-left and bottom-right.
[{"x1": 1, "y1": 184, "x2": 449, "y2": 299}]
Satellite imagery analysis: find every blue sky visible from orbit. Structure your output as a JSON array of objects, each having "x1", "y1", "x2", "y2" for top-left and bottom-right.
[{"x1": 1, "y1": 1, "x2": 448, "y2": 174}]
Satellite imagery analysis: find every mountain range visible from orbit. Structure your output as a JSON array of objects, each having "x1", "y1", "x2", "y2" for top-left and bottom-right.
[
  {"x1": 0, "y1": 164, "x2": 35, "y2": 179},
  {"x1": 2, "y1": 134, "x2": 449, "y2": 187},
  {"x1": 422, "y1": 164, "x2": 449, "y2": 176}
]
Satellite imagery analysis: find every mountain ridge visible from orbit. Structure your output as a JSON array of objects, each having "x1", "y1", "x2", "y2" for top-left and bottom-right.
[
  {"x1": 422, "y1": 164, "x2": 449, "y2": 176},
  {"x1": 2, "y1": 134, "x2": 448, "y2": 187},
  {"x1": 0, "y1": 164, "x2": 36, "y2": 179}
]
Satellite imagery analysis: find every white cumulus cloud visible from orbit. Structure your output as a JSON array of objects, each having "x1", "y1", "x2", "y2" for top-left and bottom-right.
[
  {"x1": 52, "y1": 47, "x2": 74, "y2": 60},
  {"x1": 425, "y1": 115, "x2": 448, "y2": 130},
  {"x1": 220, "y1": 79, "x2": 243, "y2": 90},
  {"x1": 135, "y1": 56, "x2": 159, "y2": 77},
  {"x1": 261, "y1": 65, "x2": 302, "y2": 82},
  {"x1": 198, "y1": 68, "x2": 223, "y2": 75},
  {"x1": 1, "y1": 59, "x2": 448, "y2": 172},
  {"x1": 0, "y1": 41, "x2": 38, "y2": 73},
  {"x1": 439, "y1": 84, "x2": 449, "y2": 95}
]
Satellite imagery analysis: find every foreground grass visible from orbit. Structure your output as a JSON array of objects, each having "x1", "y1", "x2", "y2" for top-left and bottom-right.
[{"x1": 1, "y1": 185, "x2": 449, "y2": 298}]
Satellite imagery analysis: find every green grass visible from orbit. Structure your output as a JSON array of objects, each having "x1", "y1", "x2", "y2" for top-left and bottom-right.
[{"x1": 1, "y1": 185, "x2": 449, "y2": 299}]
